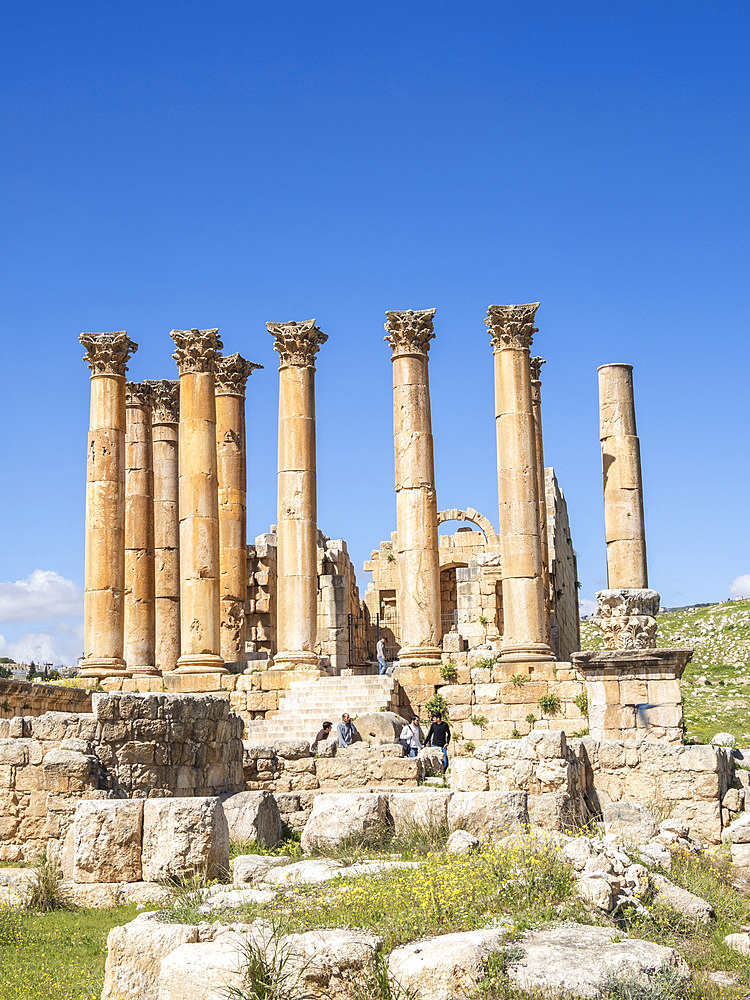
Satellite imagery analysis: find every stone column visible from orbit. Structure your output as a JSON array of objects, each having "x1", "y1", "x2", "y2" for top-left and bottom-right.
[
  {"x1": 123, "y1": 382, "x2": 157, "y2": 675},
  {"x1": 598, "y1": 363, "x2": 648, "y2": 589},
  {"x1": 79, "y1": 332, "x2": 137, "y2": 678},
  {"x1": 529, "y1": 356, "x2": 553, "y2": 647},
  {"x1": 171, "y1": 328, "x2": 225, "y2": 674},
  {"x1": 268, "y1": 319, "x2": 327, "y2": 671},
  {"x1": 215, "y1": 353, "x2": 263, "y2": 665},
  {"x1": 146, "y1": 379, "x2": 180, "y2": 672},
  {"x1": 486, "y1": 303, "x2": 554, "y2": 662},
  {"x1": 384, "y1": 309, "x2": 442, "y2": 663}
]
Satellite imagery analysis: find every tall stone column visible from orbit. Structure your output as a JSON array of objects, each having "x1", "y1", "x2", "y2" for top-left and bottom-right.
[
  {"x1": 486, "y1": 303, "x2": 554, "y2": 662},
  {"x1": 529, "y1": 356, "x2": 552, "y2": 646},
  {"x1": 171, "y1": 328, "x2": 225, "y2": 674},
  {"x1": 123, "y1": 382, "x2": 157, "y2": 674},
  {"x1": 598, "y1": 363, "x2": 648, "y2": 589},
  {"x1": 146, "y1": 379, "x2": 180, "y2": 672},
  {"x1": 268, "y1": 320, "x2": 327, "y2": 671},
  {"x1": 384, "y1": 309, "x2": 442, "y2": 663},
  {"x1": 79, "y1": 331, "x2": 137, "y2": 678},
  {"x1": 215, "y1": 353, "x2": 263, "y2": 665}
]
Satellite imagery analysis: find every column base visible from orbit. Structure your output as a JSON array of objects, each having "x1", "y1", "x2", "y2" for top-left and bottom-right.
[
  {"x1": 272, "y1": 650, "x2": 320, "y2": 672},
  {"x1": 397, "y1": 646, "x2": 443, "y2": 666},
  {"x1": 127, "y1": 665, "x2": 162, "y2": 678},
  {"x1": 499, "y1": 642, "x2": 556, "y2": 663},
  {"x1": 175, "y1": 654, "x2": 226, "y2": 675},
  {"x1": 79, "y1": 657, "x2": 127, "y2": 680}
]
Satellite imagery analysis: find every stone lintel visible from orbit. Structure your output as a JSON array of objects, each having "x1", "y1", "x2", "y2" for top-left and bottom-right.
[
  {"x1": 571, "y1": 647, "x2": 693, "y2": 681},
  {"x1": 80, "y1": 331, "x2": 138, "y2": 377},
  {"x1": 215, "y1": 353, "x2": 263, "y2": 396},
  {"x1": 171, "y1": 328, "x2": 223, "y2": 375},
  {"x1": 145, "y1": 379, "x2": 180, "y2": 423},
  {"x1": 384, "y1": 308, "x2": 436, "y2": 358},
  {"x1": 268, "y1": 319, "x2": 327, "y2": 369},
  {"x1": 485, "y1": 303, "x2": 540, "y2": 352}
]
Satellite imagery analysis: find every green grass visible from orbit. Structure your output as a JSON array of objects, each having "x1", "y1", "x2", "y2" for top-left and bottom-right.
[
  {"x1": 0, "y1": 904, "x2": 141, "y2": 1000},
  {"x1": 581, "y1": 598, "x2": 750, "y2": 744}
]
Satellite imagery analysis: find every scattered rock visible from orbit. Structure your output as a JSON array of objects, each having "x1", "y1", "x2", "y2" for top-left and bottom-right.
[
  {"x1": 221, "y1": 791, "x2": 282, "y2": 848},
  {"x1": 722, "y1": 813, "x2": 750, "y2": 844},
  {"x1": 724, "y1": 932, "x2": 750, "y2": 955},
  {"x1": 388, "y1": 790, "x2": 452, "y2": 836},
  {"x1": 261, "y1": 858, "x2": 346, "y2": 887},
  {"x1": 141, "y1": 797, "x2": 229, "y2": 881},
  {"x1": 447, "y1": 791, "x2": 528, "y2": 843},
  {"x1": 651, "y1": 873, "x2": 714, "y2": 923},
  {"x1": 200, "y1": 886, "x2": 276, "y2": 912},
  {"x1": 446, "y1": 830, "x2": 480, "y2": 855},
  {"x1": 576, "y1": 876, "x2": 615, "y2": 912},
  {"x1": 101, "y1": 912, "x2": 198, "y2": 1000},
  {"x1": 603, "y1": 802, "x2": 658, "y2": 844},
  {"x1": 232, "y1": 854, "x2": 289, "y2": 886},
  {"x1": 388, "y1": 928, "x2": 508, "y2": 1000},
  {"x1": 561, "y1": 837, "x2": 596, "y2": 871},
  {"x1": 300, "y1": 792, "x2": 389, "y2": 853}
]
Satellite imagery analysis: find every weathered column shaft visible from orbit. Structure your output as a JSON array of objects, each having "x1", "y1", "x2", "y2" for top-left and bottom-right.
[
  {"x1": 79, "y1": 332, "x2": 137, "y2": 678},
  {"x1": 530, "y1": 357, "x2": 552, "y2": 644},
  {"x1": 215, "y1": 354, "x2": 262, "y2": 665},
  {"x1": 147, "y1": 380, "x2": 180, "y2": 672},
  {"x1": 385, "y1": 309, "x2": 442, "y2": 661},
  {"x1": 171, "y1": 328, "x2": 225, "y2": 674},
  {"x1": 598, "y1": 363, "x2": 648, "y2": 589},
  {"x1": 124, "y1": 383, "x2": 156, "y2": 673},
  {"x1": 269, "y1": 320, "x2": 327, "y2": 670},
  {"x1": 486, "y1": 303, "x2": 553, "y2": 662}
]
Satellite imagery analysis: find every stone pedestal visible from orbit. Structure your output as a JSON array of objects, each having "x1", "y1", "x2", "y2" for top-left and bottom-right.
[
  {"x1": 146, "y1": 379, "x2": 180, "y2": 672},
  {"x1": 215, "y1": 353, "x2": 262, "y2": 666},
  {"x1": 598, "y1": 363, "x2": 648, "y2": 589},
  {"x1": 171, "y1": 328, "x2": 225, "y2": 674},
  {"x1": 572, "y1": 648, "x2": 692, "y2": 744},
  {"x1": 123, "y1": 382, "x2": 157, "y2": 675},
  {"x1": 486, "y1": 304, "x2": 554, "y2": 662},
  {"x1": 530, "y1": 356, "x2": 552, "y2": 647},
  {"x1": 79, "y1": 332, "x2": 137, "y2": 678},
  {"x1": 268, "y1": 320, "x2": 327, "y2": 672},
  {"x1": 385, "y1": 308, "x2": 442, "y2": 664}
]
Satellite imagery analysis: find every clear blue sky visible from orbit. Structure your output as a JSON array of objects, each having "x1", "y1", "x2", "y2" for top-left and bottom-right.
[{"x1": 1, "y1": 1, "x2": 748, "y2": 664}]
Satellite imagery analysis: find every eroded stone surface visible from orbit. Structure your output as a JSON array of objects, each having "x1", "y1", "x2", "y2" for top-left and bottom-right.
[{"x1": 142, "y1": 796, "x2": 229, "y2": 880}]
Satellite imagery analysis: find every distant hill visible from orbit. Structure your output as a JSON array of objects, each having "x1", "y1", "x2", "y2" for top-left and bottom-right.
[{"x1": 579, "y1": 598, "x2": 750, "y2": 744}]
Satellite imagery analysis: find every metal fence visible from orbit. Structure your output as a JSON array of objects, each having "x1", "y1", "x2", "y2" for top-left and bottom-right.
[{"x1": 347, "y1": 607, "x2": 458, "y2": 665}]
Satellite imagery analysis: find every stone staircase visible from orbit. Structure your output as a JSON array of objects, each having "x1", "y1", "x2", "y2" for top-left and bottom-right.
[{"x1": 245, "y1": 674, "x2": 400, "y2": 745}]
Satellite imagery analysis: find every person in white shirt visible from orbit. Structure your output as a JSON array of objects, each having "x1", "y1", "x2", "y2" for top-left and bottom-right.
[
  {"x1": 376, "y1": 637, "x2": 387, "y2": 675},
  {"x1": 400, "y1": 715, "x2": 422, "y2": 758}
]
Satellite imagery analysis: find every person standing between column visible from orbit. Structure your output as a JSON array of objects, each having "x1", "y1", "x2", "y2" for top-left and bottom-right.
[
  {"x1": 376, "y1": 636, "x2": 387, "y2": 675},
  {"x1": 425, "y1": 712, "x2": 451, "y2": 772}
]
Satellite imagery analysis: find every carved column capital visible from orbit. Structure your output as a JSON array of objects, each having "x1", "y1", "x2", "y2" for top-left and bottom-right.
[
  {"x1": 268, "y1": 320, "x2": 327, "y2": 369},
  {"x1": 80, "y1": 332, "x2": 138, "y2": 376},
  {"x1": 170, "y1": 328, "x2": 223, "y2": 375},
  {"x1": 215, "y1": 353, "x2": 264, "y2": 396},
  {"x1": 595, "y1": 588, "x2": 660, "y2": 650},
  {"x1": 125, "y1": 381, "x2": 154, "y2": 408},
  {"x1": 384, "y1": 308, "x2": 436, "y2": 357},
  {"x1": 529, "y1": 356, "x2": 546, "y2": 383},
  {"x1": 485, "y1": 303, "x2": 540, "y2": 352},
  {"x1": 145, "y1": 380, "x2": 180, "y2": 423}
]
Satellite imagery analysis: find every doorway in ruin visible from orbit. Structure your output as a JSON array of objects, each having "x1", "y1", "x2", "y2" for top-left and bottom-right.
[{"x1": 440, "y1": 565, "x2": 464, "y2": 639}]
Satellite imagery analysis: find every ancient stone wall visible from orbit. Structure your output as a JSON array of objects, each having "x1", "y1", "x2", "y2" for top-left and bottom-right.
[
  {"x1": 0, "y1": 693, "x2": 244, "y2": 861},
  {"x1": 545, "y1": 470, "x2": 581, "y2": 660},
  {"x1": 0, "y1": 679, "x2": 92, "y2": 719}
]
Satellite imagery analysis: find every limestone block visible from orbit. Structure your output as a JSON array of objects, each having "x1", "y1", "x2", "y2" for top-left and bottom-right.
[
  {"x1": 446, "y1": 829, "x2": 480, "y2": 854},
  {"x1": 101, "y1": 913, "x2": 199, "y2": 1000},
  {"x1": 447, "y1": 791, "x2": 528, "y2": 843},
  {"x1": 73, "y1": 800, "x2": 143, "y2": 883},
  {"x1": 651, "y1": 873, "x2": 714, "y2": 923},
  {"x1": 232, "y1": 854, "x2": 290, "y2": 885},
  {"x1": 603, "y1": 801, "x2": 658, "y2": 844},
  {"x1": 388, "y1": 791, "x2": 453, "y2": 836},
  {"x1": 142, "y1": 797, "x2": 229, "y2": 880},
  {"x1": 731, "y1": 843, "x2": 750, "y2": 867},
  {"x1": 273, "y1": 739, "x2": 311, "y2": 759},
  {"x1": 42, "y1": 748, "x2": 97, "y2": 793},
  {"x1": 449, "y1": 758, "x2": 489, "y2": 792},
  {"x1": 354, "y1": 712, "x2": 409, "y2": 745},
  {"x1": 388, "y1": 928, "x2": 508, "y2": 1000},
  {"x1": 221, "y1": 791, "x2": 282, "y2": 848},
  {"x1": 280, "y1": 928, "x2": 382, "y2": 996},
  {"x1": 437, "y1": 684, "x2": 473, "y2": 706},
  {"x1": 300, "y1": 792, "x2": 389, "y2": 853},
  {"x1": 157, "y1": 929, "x2": 253, "y2": 1000},
  {"x1": 576, "y1": 876, "x2": 615, "y2": 911},
  {"x1": 722, "y1": 813, "x2": 750, "y2": 844}
]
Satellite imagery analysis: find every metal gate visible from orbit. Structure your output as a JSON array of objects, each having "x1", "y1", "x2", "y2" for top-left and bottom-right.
[{"x1": 347, "y1": 612, "x2": 401, "y2": 665}]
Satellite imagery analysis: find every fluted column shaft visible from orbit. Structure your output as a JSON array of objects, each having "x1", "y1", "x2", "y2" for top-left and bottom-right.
[
  {"x1": 487, "y1": 304, "x2": 554, "y2": 662},
  {"x1": 147, "y1": 380, "x2": 180, "y2": 672},
  {"x1": 598, "y1": 363, "x2": 648, "y2": 588},
  {"x1": 269, "y1": 320, "x2": 327, "y2": 671},
  {"x1": 385, "y1": 309, "x2": 442, "y2": 662},
  {"x1": 530, "y1": 357, "x2": 552, "y2": 645},
  {"x1": 79, "y1": 332, "x2": 137, "y2": 678},
  {"x1": 171, "y1": 328, "x2": 225, "y2": 674},
  {"x1": 215, "y1": 354, "x2": 262, "y2": 665},
  {"x1": 123, "y1": 383, "x2": 156, "y2": 673}
]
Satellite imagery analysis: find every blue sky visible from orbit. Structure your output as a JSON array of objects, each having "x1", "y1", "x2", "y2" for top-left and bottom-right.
[{"x1": 1, "y1": 1, "x2": 748, "y2": 664}]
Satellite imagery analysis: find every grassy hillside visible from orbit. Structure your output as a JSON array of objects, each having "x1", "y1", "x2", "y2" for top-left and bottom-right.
[{"x1": 580, "y1": 598, "x2": 750, "y2": 745}]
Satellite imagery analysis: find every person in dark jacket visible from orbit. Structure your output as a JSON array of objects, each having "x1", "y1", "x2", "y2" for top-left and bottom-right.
[
  {"x1": 425, "y1": 712, "x2": 451, "y2": 771},
  {"x1": 312, "y1": 721, "x2": 332, "y2": 752}
]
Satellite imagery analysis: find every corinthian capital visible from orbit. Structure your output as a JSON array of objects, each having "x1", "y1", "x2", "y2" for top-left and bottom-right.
[
  {"x1": 170, "y1": 328, "x2": 223, "y2": 375},
  {"x1": 384, "y1": 308, "x2": 436, "y2": 357},
  {"x1": 145, "y1": 379, "x2": 180, "y2": 423},
  {"x1": 80, "y1": 331, "x2": 138, "y2": 377},
  {"x1": 125, "y1": 381, "x2": 154, "y2": 408},
  {"x1": 215, "y1": 353, "x2": 264, "y2": 396},
  {"x1": 268, "y1": 320, "x2": 327, "y2": 369},
  {"x1": 485, "y1": 303, "x2": 540, "y2": 352},
  {"x1": 529, "y1": 356, "x2": 546, "y2": 383}
]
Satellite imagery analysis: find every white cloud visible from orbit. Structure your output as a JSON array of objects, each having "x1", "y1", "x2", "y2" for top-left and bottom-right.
[
  {"x1": 0, "y1": 570, "x2": 83, "y2": 623},
  {"x1": 0, "y1": 622, "x2": 84, "y2": 667},
  {"x1": 578, "y1": 597, "x2": 597, "y2": 618},
  {"x1": 730, "y1": 575, "x2": 750, "y2": 599}
]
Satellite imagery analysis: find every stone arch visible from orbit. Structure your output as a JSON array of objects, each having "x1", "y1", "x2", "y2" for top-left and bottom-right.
[{"x1": 437, "y1": 507, "x2": 497, "y2": 538}]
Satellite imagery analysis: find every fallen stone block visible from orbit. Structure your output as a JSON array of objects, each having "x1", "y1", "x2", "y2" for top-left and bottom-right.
[
  {"x1": 221, "y1": 790, "x2": 282, "y2": 848},
  {"x1": 603, "y1": 801, "x2": 658, "y2": 844},
  {"x1": 651, "y1": 873, "x2": 714, "y2": 923},
  {"x1": 233, "y1": 854, "x2": 290, "y2": 886},
  {"x1": 447, "y1": 791, "x2": 528, "y2": 843},
  {"x1": 388, "y1": 928, "x2": 508, "y2": 1000},
  {"x1": 73, "y1": 799, "x2": 143, "y2": 884},
  {"x1": 388, "y1": 790, "x2": 452, "y2": 837},
  {"x1": 300, "y1": 792, "x2": 389, "y2": 853},
  {"x1": 141, "y1": 797, "x2": 229, "y2": 881},
  {"x1": 446, "y1": 829, "x2": 480, "y2": 855},
  {"x1": 101, "y1": 912, "x2": 198, "y2": 1000}
]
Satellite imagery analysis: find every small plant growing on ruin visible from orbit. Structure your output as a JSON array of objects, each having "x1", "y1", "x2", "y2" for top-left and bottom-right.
[
  {"x1": 226, "y1": 921, "x2": 317, "y2": 1000},
  {"x1": 471, "y1": 714, "x2": 488, "y2": 728},
  {"x1": 425, "y1": 692, "x2": 449, "y2": 720},
  {"x1": 477, "y1": 615, "x2": 488, "y2": 626},
  {"x1": 572, "y1": 727, "x2": 590, "y2": 738},
  {"x1": 473, "y1": 656, "x2": 497, "y2": 671},
  {"x1": 439, "y1": 660, "x2": 458, "y2": 682},
  {"x1": 26, "y1": 849, "x2": 69, "y2": 912},
  {"x1": 386, "y1": 552, "x2": 396, "y2": 563},
  {"x1": 464, "y1": 741, "x2": 476, "y2": 754},
  {"x1": 511, "y1": 674, "x2": 529, "y2": 686},
  {"x1": 511, "y1": 727, "x2": 521, "y2": 739},
  {"x1": 573, "y1": 691, "x2": 589, "y2": 716},
  {"x1": 537, "y1": 693, "x2": 561, "y2": 717},
  {"x1": 349, "y1": 950, "x2": 418, "y2": 1000},
  {"x1": 525, "y1": 712, "x2": 536, "y2": 725}
]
